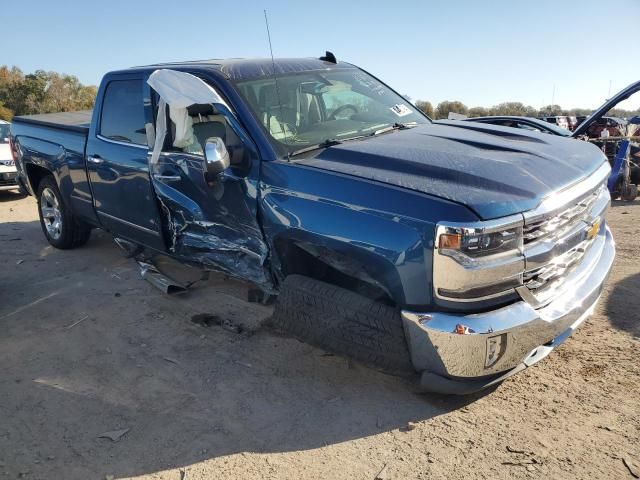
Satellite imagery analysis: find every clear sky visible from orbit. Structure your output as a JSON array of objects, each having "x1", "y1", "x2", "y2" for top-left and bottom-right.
[{"x1": 4, "y1": 0, "x2": 638, "y2": 110}]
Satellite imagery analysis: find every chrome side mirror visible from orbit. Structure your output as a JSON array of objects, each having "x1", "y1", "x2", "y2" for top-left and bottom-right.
[{"x1": 204, "y1": 137, "x2": 230, "y2": 176}]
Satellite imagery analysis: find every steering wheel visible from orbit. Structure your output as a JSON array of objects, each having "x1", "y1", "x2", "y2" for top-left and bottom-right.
[{"x1": 328, "y1": 104, "x2": 359, "y2": 120}]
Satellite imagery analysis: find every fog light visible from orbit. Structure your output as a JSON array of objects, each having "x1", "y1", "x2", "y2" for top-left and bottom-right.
[{"x1": 485, "y1": 334, "x2": 507, "y2": 368}]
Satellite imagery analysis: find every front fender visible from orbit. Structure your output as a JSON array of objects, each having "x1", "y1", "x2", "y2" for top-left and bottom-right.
[{"x1": 259, "y1": 161, "x2": 478, "y2": 309}]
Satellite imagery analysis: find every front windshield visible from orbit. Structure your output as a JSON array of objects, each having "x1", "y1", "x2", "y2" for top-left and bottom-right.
[{"x1": 235, "y1": 68, "x2": 428, "y2": 155}]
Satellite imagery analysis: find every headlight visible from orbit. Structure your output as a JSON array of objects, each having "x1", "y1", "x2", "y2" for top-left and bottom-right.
[
  {"x1": 434, "y1": 217, "x2": 525, "y2": 302},
  {"x1": 438, "y1": 224, "x2": 523, "y2": 260}
]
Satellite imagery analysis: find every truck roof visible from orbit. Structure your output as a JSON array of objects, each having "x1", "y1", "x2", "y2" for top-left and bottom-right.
[{"x1": 124, "y1": 57, "x2": 355, "y2": 81}]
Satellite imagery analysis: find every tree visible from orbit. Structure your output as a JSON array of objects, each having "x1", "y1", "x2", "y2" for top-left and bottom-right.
[
  {"x1": 0, "y1": 101, "x2": 12, "y2": 121},
  {"x1": 539, "y1": 104, "x2": 563, "y2": 117},
  {"x1": 435, "y1": 100, "x2": 468, "y2": 119},
  {"x1": 487, "y1": 102, "x2": 538, "y2": 117},
  {"x1": 565, "y1": 108, "x2": 592, "y2": 117},
  {"x1": 415, "y1": 100, "x2": 434, "y2": 118},
  {"x1": 0, "y1": 65, "x2": 98, "y2": 118},
  {"x1": 467, "y1": 106, "x2": 489, "y2": 117}
]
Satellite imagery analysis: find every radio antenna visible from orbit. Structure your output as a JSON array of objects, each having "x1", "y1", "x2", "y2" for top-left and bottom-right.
[{"x1": 263, "y1": 9, "x2": 290, "y2": 159}]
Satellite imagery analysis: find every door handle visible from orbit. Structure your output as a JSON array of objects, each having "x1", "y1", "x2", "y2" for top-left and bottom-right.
[
  {"x1": 87, "y1": 155, "x2": 103, "y2": 164},
  {"x1": 153, "y1": 174, "x2": 181, "y2": 182}
]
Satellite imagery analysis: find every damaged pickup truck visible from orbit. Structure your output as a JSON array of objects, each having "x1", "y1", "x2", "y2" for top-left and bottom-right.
[{"x1": 11, "y1": 55, "x2": 615, "y2": 394}]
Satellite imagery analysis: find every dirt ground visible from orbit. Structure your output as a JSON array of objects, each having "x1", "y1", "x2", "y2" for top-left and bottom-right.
[{"x1": 0, "y1": 191, "x2": 638, "y2": 480}]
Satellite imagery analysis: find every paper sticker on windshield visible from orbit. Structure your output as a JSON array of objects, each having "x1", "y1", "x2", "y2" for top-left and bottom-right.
[{"x1": 390, "y1": 104, "x2": 412, "y2": 117}]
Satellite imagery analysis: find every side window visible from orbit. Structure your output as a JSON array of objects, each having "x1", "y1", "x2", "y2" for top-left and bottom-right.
[
  {"x1": 160, "y1": 102, "x2": 247, "y2": 166},
  {"x1": 100, "y1": 80, "x2": 147, "y2": 145}
]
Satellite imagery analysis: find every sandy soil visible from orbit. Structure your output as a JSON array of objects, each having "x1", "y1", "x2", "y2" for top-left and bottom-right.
[{"x1": 0, "y1": 190, "x2": 638, "y2": 480}]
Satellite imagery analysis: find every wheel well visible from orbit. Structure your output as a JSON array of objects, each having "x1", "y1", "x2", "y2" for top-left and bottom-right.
[
  {"x1": 24, "y1": 164, "x2": 53, "y2": 193},
  {"x1": 274, "y1": 239, "x2": 394, "y2": 305}
]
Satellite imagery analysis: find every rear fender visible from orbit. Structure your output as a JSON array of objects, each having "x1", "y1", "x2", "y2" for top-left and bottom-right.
[{"x1": 16, "y1": 136, "x2": 70, "y2": 199}]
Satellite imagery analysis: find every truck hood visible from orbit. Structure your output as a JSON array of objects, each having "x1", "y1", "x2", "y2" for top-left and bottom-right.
[{"x1": 301, "y1": 122, "x2": 606, "y2": 219}]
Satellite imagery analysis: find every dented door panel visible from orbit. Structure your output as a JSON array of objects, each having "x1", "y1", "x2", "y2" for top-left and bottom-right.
[
  {"x1": 145, "y1": 69, "x2": 272, "y2": 290},
  {"x1": 151, "y1": 151, "x2": 272, "y2": 290}
]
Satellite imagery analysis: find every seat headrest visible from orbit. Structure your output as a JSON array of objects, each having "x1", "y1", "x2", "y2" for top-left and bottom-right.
[
  {"x1": 187, "y1": 103, "x2": 216, "y2": 117},
  {"x1": 259, "y1": 84, "x2": 281, "y2": 109}
]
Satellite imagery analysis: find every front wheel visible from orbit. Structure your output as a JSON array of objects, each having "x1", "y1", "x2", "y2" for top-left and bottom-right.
[{"x1": 37, "y1": 176, "x2": 91, "y2": 249}]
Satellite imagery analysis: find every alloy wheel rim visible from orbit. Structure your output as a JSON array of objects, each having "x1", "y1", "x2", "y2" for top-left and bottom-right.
[{"x1": 40, "y1": 188, "x2": 62, "y2": 240}]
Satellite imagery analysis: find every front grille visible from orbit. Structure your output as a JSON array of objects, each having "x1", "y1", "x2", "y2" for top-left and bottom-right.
[
  {"x1": 524, "y1": 242, "x2": 588, "y2": 291},
  {"x1": 523, "y1": 184, "x2": 604, "y2": 245},
  {"x1": 521, "y1": 180, "x2": 609, "y2": 305}
]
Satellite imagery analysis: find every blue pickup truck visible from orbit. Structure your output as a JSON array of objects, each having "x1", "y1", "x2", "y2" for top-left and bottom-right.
[{"x1": 10, "y1": 55, "x2": 615, "y2": 394}]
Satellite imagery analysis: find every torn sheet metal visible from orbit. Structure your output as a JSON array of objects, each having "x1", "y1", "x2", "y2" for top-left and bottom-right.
[
  {"x1": 152, "y1": 171, "x2": 272, "y2": 291},
  {"x1": 146, "y1": 68, "x2": 272, "y2": 291},
  {"x1": 136, "y1": 259, "x2": 188, "y2": 295}
]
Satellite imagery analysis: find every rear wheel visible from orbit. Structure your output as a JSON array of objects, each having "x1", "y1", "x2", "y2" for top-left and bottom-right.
[{"x1": 37, "y1": 176, "x2": 91, "y2": 249}]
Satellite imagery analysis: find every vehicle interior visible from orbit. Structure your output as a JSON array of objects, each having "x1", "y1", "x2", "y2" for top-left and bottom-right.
[
  {"x1": 160, "y1": 103, "x2": 246, "y2": 166},
  {"x1": 235, "y1": 70, "x2": 427, "y2": 150}
]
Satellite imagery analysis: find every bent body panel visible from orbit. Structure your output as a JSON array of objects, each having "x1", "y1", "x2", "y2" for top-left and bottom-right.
[{"x1": 260, "y1": 160, "x2": 478, "y2": 308}]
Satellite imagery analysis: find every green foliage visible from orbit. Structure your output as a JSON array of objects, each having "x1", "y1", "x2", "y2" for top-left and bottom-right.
[
  {"x1": 488, "y1": 102, "x2": 537, "y2": 117},
  {"x1": 415, "y1": 100, "x2": 434, "y2": 118},
  {"x1": 565, "y1": 108, "x2": 593, "y2": 117},
  {"x1": 538, "y1": 104, "x2": 563, "y2": 117},
  {"x1": 467, "y1": 106, "x2": 489, "y2": 117},
  {"x1": 0, "y1": 65, "x2": 97, "y2": 120},
  {"x1": 417, "y1": 99, "x2": 639, "y2": 120},
  {"x1": 435, "y1": 100, "x2": 468, "y2": 119},
  {"x1": 0, "y1": 101, "x2": 12, "y2": 121}
]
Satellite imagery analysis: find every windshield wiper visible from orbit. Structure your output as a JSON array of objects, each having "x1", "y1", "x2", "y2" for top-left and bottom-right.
[
  {"x1": 289, "y1": 139, "x2": 342, "y2": 157},
  {"x1": 371, "y1": 122, "x2": 418, "y2": 136}
]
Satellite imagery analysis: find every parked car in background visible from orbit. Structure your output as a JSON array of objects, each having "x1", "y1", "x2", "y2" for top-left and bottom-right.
[
  {"x1": 540, "y1": 115, "x2": 570, "y2": 130},
  {"x1": 463, "y1": 116, "x2": 572, "y2": 136},
  {"x1": 0, "y1": 120, "x2": 20, "y2": 192},
  {"x1": 446, "y1": 80, "x2": 640, "y2": 200},
  {"x1": 585, "y1": 116, "x2": 626, "y2": 138},
  {"x1": 567, "y1": 116, "x2": 578, "y2": 131}
]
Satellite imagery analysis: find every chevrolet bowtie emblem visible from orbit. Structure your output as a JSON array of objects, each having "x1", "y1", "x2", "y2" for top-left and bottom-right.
[{"x1": 586, "y1": 219, "x2": 601, "y2": 240}]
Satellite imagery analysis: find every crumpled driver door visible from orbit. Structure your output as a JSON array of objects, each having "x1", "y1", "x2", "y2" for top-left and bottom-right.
[{"x1": 146, "y1": 69, "x2": 272, "y2": 291}]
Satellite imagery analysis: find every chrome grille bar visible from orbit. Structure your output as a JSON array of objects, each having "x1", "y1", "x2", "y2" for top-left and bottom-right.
[{"x1": 519, "y1": 162, "x2": 611, "y2": 307}]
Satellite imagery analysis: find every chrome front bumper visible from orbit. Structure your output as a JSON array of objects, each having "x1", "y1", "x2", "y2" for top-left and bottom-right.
[{"x1": 402, "y1": 225, "x2": 615, "y2": 393}]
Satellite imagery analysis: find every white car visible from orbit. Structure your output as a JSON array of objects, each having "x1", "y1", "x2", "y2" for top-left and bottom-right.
[{"x1": 0, "y1": 120, "x2": 19, "y2": 191}]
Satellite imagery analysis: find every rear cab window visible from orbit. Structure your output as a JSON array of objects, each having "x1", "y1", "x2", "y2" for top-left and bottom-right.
[{"x1": 99, "y1": 80, "x2": 147, "y2": 145}]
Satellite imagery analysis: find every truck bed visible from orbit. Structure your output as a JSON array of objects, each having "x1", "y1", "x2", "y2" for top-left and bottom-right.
[{"x1": 12, "y1": 110, "x2": 92, "y2": 133}]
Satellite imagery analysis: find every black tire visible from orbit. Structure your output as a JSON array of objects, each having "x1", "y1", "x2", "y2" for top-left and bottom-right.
[
  {"x1": 272, "y1": 274, "x2": 414, "y2": 376},
  {"x1": 36, "y1": 175, "x2": 91, "y2": 249}
]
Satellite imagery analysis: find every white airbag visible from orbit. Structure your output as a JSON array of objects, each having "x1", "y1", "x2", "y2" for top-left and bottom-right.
[{"x1": 147, "y1": 69, "x2": 229, "y2": 165}]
